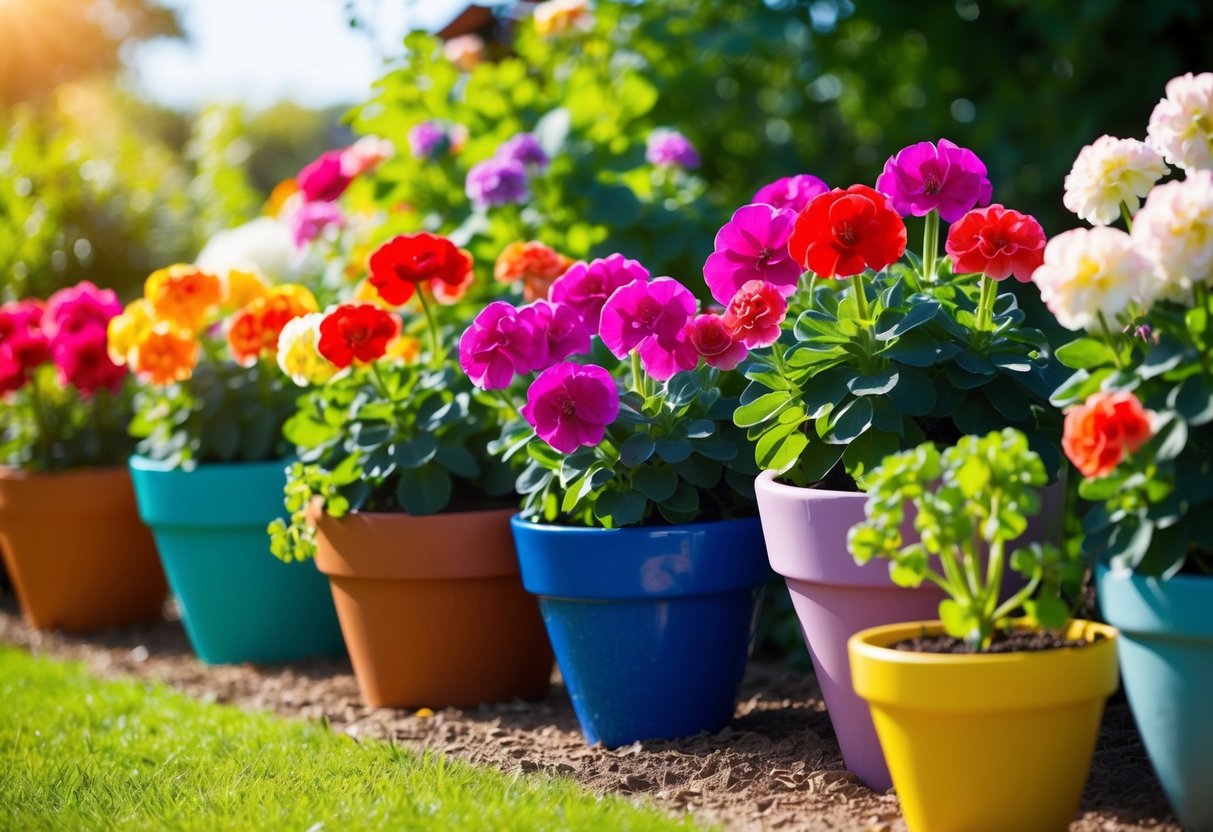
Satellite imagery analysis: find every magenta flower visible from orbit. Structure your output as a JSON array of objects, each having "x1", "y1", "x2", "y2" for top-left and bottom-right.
[
  {"x1": 646, "y1": 129, "x2": 700, "y2": 169},
  {"x1": 519, "y1": 300, "x2": 592, "y2": 371},
  {"x1": 721, "y1": 280, "x2": 787, "y2": 349},
  {"x1": 466, "y1": 157, "x2": 530, "y2": 208},
  {"x1": 703, "y1": 203, "x2": 801, "y2": 305},
  {"x1": 297, "y1": 150, "x2": 353, "y2": 203},
  {"x1": 684, "y1": 314, "x2": 748, "y2": 370},
  {"x1": 497, "y1": 133, "x2": 549, "y2": 169},
  {"x1": 548, "y1": 253, "x2": 650, "y2": 333},
  {"x1": 599, "y1": 277, "x2": 699, "y2": 381},
  {"x1": 289, "y1": 200, "x2": 345, "y2": 248},
  {"x1": 0, "y1": 300, "x2": 43, "y2": 340},
  {"x1": 875, "y1": 139, "x2": 993, "y2": 222},
  {"x1": 44, "y1": 282, "x2": 121, "y2": 340},
  {"x1": 52, "y1": 325, "x2": 125, "y2": 396},
  {"x1": 753, "y1": 174, "x2": 829, "y2": 215},
  {"x1": 459, "y1": 301, "x2": 543, "y2": 390},
  {"x1": 521, "y1": 362, "x2": 619, "y2": 453}
]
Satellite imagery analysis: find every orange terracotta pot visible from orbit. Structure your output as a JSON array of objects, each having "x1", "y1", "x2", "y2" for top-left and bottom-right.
[
  {"x1": 313, "y1": 504, "x2": 553, "y2": 708},
  {"x1": 0, "y1": 466, "x2": 166, "y2": 632}
]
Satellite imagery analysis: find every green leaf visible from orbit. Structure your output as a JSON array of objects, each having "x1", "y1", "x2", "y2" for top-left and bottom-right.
[
  {"x1": 619, "y1": 433, "x2": 656, "y2": 467},
  {"x1": 755, "y1": 425, "x2": 809, "y2": 473},
  {"x1": 655, "y1": 438, "x2": 693, "y2": 463},
  {"x1": 393, "y1": 434, "x2": 438, "y2": 468},
  {"x1": 1171, "y1": 375, "x2": 1213, "y2": 426},
  {"x1": 632, "y1": 465, "x2": 677, "y2": 501},
  {"x1": 660, "y1": 480, "x2": 700, "y2": 513},
  {"x1": 876, "y1": 301, "x2": 939, "y2": 340},
  {"x1": 395, "y1": 466, "x2": 452, "y2": 515},
  {"x1": 734, "y1": 391, "x2": 792, "y2": 427},
  {"x1": 848, "y1": 369, "x2": 898, "y2": 396},
  {"x1": 665, "y1": 373, "x2": 701, "y2": 407},
  {"x1": 826, "y1": 398, "x2": 874, "y2": 444},
  {"x1": 434, "y1": 444, "x2": 479, "y2": 478},
  {"x1": 1055, "y1": 338, "x2": 1117, "y2": 370},
  {"x1": 886, "y1": 367, "x2": 935, "y2": 416},
  {"x1": 593, "y1": 489, "x2": 647, "y2": 527},
  {"x1": 842, "y1": 429, "x2": 901, "y2": 486},
  {"x1": 939, "y1": 599, "x2": 976, "y2": 638}
]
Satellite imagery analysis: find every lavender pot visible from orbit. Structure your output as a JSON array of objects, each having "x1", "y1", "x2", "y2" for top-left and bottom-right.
[{"x1": 755, "y1": 470, "x2": 1064, "y2": 791}]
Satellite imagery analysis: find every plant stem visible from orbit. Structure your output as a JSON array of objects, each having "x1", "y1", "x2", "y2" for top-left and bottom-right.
[
  {"x1": 976, "y1": 275, "x2": 996, "y2": 332},
  {"x1": 922, "y1": 210, "x2": 940, "y2": 285},
  {"x1": 1120, "y1": 201, "x2": 1134, "y2": 232},
  {"x1": 25, "y1": 371, "x2": 52, "y2": 469},
  {"x1": 1196, "y1": 282, "x2": 1212, "y2": 377},
  {"x1": 1096, "y1": 311, "x2": 1127, "y2": 370},
  {"x1": 631, "y1": 350, "x2": 648, "y2": 399},
  {"x1": 369, "y1": 362, "x2": 392, "y2": 400},
  {"x1": 415, "y1": 290, "x2": 442, "y2": 363},
  {"x1": 850, "y1": 274, "x2": 872, "y2": 323}
]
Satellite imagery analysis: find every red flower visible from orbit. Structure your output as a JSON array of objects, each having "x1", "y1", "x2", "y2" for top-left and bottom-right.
[
  {"x1": 721, "y1": 280, "x2": 788, "y2": 348},
  {"x1": 368, "y1": 233, "x2": 474, "y2": 306},
  {"x1": 317, "y1": 304, "x2": 401, "y2": 369},
  {"x1": 945, "y1": 204, "x2": 1046, "y2": 283},
  {"x1": 788, "y1": 185, "x2": 907, "y2": 278},
  {"x1": 1062, "y1": 391, "x2": 1154, "y2": 479}
]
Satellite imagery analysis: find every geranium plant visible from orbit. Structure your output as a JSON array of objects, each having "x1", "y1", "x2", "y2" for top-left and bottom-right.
[
  {"x1": 848, "y1": 429, "x2": 1081, "y2": 649},
  {"x1": 0, "y1": 282, "x2": 134, "y2": 471},
  {"x1": 460, "y1": 253, "x2": 758, "y2": 527},
  {"x1": 1038, "y1": 72, "x2": 1213, "y2": 577},
  {"x1": 728, "y1": 140, "x2": 1062, "y2": 489}
]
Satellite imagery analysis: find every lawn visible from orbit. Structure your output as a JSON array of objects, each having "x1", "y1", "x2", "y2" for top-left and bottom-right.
[{"x1": 0, "y1": 647, "x2": 699, "y2": 831}]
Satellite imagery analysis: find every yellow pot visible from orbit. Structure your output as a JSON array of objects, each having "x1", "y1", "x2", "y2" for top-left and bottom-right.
[{"x1": 849, "y1": 619, "x2": 1119, "y2": 832}]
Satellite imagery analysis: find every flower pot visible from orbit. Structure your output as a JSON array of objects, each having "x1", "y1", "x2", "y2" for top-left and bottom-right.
[
  {"x1": 0, "y1": 466, "x2": 166, "y2": 632},
  {"x1": 849, "y1": 619, "x2": 1119, "y2": 832},
  {"x1": 129, "y1": 457, "x2": 344, "y2": 664},
  {"x1": 511, "y1": 515, "x2": 771, "y2": 747},
  {"x1": 312, "y1": 505, "x2": 553, "y2": 708},
  {"x1": 755, "y1": 469, "x2": 1064, "y2": 790},
  {"x1": 1098, "y1": 567, "x2": 1213, "y2": 830}
]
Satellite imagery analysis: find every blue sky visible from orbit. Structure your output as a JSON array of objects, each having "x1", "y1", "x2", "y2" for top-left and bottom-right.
[{"x1": 131, "y1": 0, "x2": 468, "y2": 109}]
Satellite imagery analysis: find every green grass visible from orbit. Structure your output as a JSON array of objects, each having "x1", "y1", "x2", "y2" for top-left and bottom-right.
[{"x1": 0, "y1": 647, "x2": 699, "y2": 831}]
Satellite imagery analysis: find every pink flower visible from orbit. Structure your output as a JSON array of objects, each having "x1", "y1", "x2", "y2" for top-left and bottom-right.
[
  {"x1": 0, "y1": 300, "x2": 44, "y2": 342},
  {"x1": 289, "y1": 200, "x2": 345, "y2": 248},
  {"x1": 599, "y1": 277, "x2": 699, "y2": 381},
  {"x1": 722, "y1": 280, "x2": 787, "y2": 348},
  {"x1": 703, "y1": 203, "x2": 801, "y2": 305},
  {"x1": 875, "y1": 139, "x2": 993, "y2": 222},
  {"x1": 0, "y1": 300, "x2": 51, "y2": 391},
  {"x1": 459, "y1": 301, "x2": 543, "y2": 390},
  {"x1": 753, "y1": 174, "x2": 830, "y2": 215},
  {"x1": 684, "y1": 314, "x2": 748, "y2": 370},
  {"x1": 52, "y1": 325, "x2": 126, "y2": 396},
  {"x1": 340, "y1": 136, "x2": 394, "y2": 178},
  {"x1": 548, "y1": 253, "x2": 650, "y2": 333},
  {"x1": 521, "y1": 362, "x2": 619, "y2": 453},
  {"x1": 297, "y1": 150, "x2": 352, "y2": 203},
  {"x1": 519, "y1": 300, "x2": 592, "y2": 371},
  {"x1": 43, "y1": 282, "x2": 121, "y2": 340}
]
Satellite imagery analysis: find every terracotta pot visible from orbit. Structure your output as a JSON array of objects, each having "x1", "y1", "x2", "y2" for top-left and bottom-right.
[
  {"x1": 0, "y1": 466, "x2": 166, "y2": 632},
  {"x1": 313, "y1": 504, "x2": 553, "y2": 708}
]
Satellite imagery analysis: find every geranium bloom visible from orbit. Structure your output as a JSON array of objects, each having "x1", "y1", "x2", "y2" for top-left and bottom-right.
[
  {"x1": 131, "y1": 327, "x2": 199, "y2": 386},
  {"x1": 1063, "y1": 136, "x2": 1168, "y2": 226},
  {"x1": 945, "y1": 205, "x2": 1046, "y2": 282},
  {"x1": 0, "y1": 301, "x2": 51, "y2": 392},
  {"x1": 368, "y1": 233, "x2": 474, "y2": 306},
  {"x1": 1131, "y1": 170, "x2": 1213, "y2": 304},
  {"x1": 144, "y1": 265, "x2": 223, "y2": 333},
  {"x1": 340, "y1": 135, "x2": 394, "y2": 178},
  {"x1": 1147, "y1": 71, "x2": 1213, "y2": 171},
  {"x1": 646, "y1": 129, "x2": 700, "y2": 169},
  {"x1": 289, "y1": 199, "x2": 344, "y2": 249},
  {"x1": 227, "y1": 285, "x2": 319, "y2": 367},
  {"x1": 497, "y1": 133, "x2": 550, "y2": 169},
  {"x1": 1031, "y1": 227, "x2": 1154, "y2": 331},
  {"x1": 532, "y1": 0, "x2": 593, "y2": 37},
  {"x1": 0, "y1": 299, "x2": 43, "y2": 340},
  {"x1": 548, "y1": 253, "x2": 650, "y2": 333},
  {"x1": 459, "y1": 301, "x2": 544, "y2": 390},
  {"x1": 317, "y1": 304, "x2": 401, "y2": 369},
  {"x1": 875, "y1": 139, "x2": 993, "y2": 222},
  {"x1": 788, "y1": 185, "x2": 907, "y2": 278},
  {"x1": 1062, "y1": 391, "x2": 1154, "y2": 479},
  {"x1": 221, "y1": 269, "x2": 270, "y2": 311},
  {"x1": 196, "y1": 217, "x2": 296, "y2": 284},
  {"x1": 466, "y1": 157, "x2": 529, "y2": 208},
  {"x1": 277, "y1": 313, "x2": 338, "y2": 387},
  {"x1": 443, "y1": 34, "x2": 484, "y2": 72},
  {"x1": 297, "y1": 150, "x2": 352, "y2": 203},
  {"x1": 753, "y1": 174, "x2": 830, "y2": 215},
  {"x1": 721, "y1": 280, "x2": 787, "y2": 349},
  {"x1": 598, "y1": 277, "x2": 698, "y2": 381},
  {"x1": 106, "y1": 299, "x2": 155, "y2": 366},
  {"x1": 704, "y1": 203, "x2": 801, "y2": 304},
  {"x1": 521, "y1": 362, "x2": 619, "y2": 453},
  {"x1": 496, "y1": 241, "x2": 573, "y2": 302},
  {"x1": 52, "y1": 327, "x2": 126, "y2": 396},
  {"x1": 685, "y1": 314, "x2": 748, "y2": 370},
  {"x1": 519, "y1": 300, "x2": 592, "y2": 371},
  {"x1": 44, "y1": 282, "x2": 122, "y2": 339},
  {"x1": 408, "y1": 121, "x2": 465, "y2": 159}
]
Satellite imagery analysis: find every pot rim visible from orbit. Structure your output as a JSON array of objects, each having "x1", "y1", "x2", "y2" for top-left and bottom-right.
[
  {"x1": 1097, "y1": 564, "x2": 1213, "y2": 638},
  {"x1": 509, "y1": 513, "x2": 762, "y2": 535},
  {"x1": 0, "y1": 464, "x2": 131, "y2": 482},
  {"x1": 129, "y1": 454, "x2": 292, "y2": 474},
  {"x1": 313, "y1": 497, "x2": 520, "y2": 525},
  {"x1": 850, "y1": 618, "x2": 1117, "y2": 664},
  {"x1": 755, "y1": 468, "x2": 865, "y2": 500}
]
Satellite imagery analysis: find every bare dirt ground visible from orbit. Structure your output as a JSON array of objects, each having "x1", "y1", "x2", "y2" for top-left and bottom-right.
[{"x1": 0, "y1": 593, "x2": 1179, "y2": 832}]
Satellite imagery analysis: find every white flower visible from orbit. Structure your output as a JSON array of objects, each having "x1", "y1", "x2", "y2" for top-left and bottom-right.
[
  {"x1": 1062, "y1": 136, "x2": 1168, "y2": 226},
  {"x1": 1031, "y1": 227, "x2": 1154, "y2": 331},
  {"x1": 532, "y1": 0, "x2": 593, "y2": 37},
  {"x1": 1132, "y1": 169, "x2": 1213, "y2": 304},
  {"x1": 196, "y1": 217, "x2": 297, "y2": 284},
  {"x1": 277, "y1": 312, "x2": 336, "y2": 387},
  {"x1": 1147, "y1": 72, "x2": 1213, "y2": 172},
  {"x1": 340, "y1": 135, "x2": 395, "y2": 178}
]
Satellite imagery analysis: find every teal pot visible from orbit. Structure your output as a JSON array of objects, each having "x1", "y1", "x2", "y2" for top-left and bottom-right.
[
  {"x1": 130, "y1": 456, "x2": 344, "y2": 665},
  {"x1": 1098, "y1": 567, "x2": 1213, "y2": 830}
]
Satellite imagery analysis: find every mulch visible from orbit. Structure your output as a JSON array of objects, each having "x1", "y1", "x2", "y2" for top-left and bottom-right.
[{"x1": 0, "y1": 591, "x2": 1179, "y2": 832}]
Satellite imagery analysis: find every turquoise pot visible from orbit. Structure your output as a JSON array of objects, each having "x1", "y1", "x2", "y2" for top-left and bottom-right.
[
  {"x1": 1098, "y1": 567, "x2": 1213, "y2": 831},
  {"x1": 129, "y1": 457, "x2": 345, "y2": 665}
]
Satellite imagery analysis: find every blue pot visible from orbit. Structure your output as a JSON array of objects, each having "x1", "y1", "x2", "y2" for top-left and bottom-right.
[
  {"x1": 130, "y1": 456, "x2": 345, "y2": 665},
  {"x1": 1098, "y1": 567, "x2": 1213, "y2": 830},
  {"x1": 511, "y1": 515, "x2": 770, "y2": 747}
]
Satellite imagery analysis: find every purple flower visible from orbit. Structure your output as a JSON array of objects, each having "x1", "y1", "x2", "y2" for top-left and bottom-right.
[
  {"x1": 497, "y1": 133, "x2": 550, "y2": 169},
  {"x1": 522, "y1": 362, "x2": 619, "y2": 453},
  {"x1": 289, "y1": 200, "x2": 344, "y2": 248},
  {"x1": 646, "y1": 129, "x2": 700, "y2": 169},
  {"x1": 519, "y1": 300, "x2": 591, "y2": 371},
  {"x1": 753, "y1": 174, "x2": 829, "y2": 215},
  {"x1": 875, "y1": 139, "x2": 993, "y2": 222},
  {"x1": 466, "y1": 157, "x2": 530, "y2": 208},
  {"x1": 703, "y1": 203, "x2": 800, "y2": 305},
  {"x1": 459, "y1": 301, "x2": 542, "y2": 390},
  {"x1": 599, "y1": 277, "x2": 698, "y2": 381},
  {"x1": 297, "y1": 150, "x2": 352, "y2": 203},
  {"x1": 548, "y1": 253, "x2": 650, "y2": 333},
  {"x1": 408, "y1": 121, "x2": 452, "y2": 160}
]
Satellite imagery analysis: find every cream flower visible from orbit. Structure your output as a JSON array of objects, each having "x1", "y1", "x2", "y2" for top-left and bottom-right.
[
  {"x1": 277, "y1": 312, "x2": 337, "y2": 387},
  {"x1": 1031, "y1": 227, "x2": 1153, "y2": 331},
  {"x1": 1147, "y1": 72, "x2": 1213, "y2": 172},
  {"x1": 196, "y1": 217, "x2": 298, "y2": 284},
  {"x1": 1062, "y1": 136, "x2": 1168, "y2": 226},
  {"x1": 1132, "y1": 169, "x2": 1213, "y2": 304},
  {"x1": 532, "y1": 0, "x2": 593, "y2": 37}
]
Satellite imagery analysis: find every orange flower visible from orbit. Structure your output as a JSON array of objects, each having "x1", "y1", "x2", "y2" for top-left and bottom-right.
[
  {"x1": 226, "y1": 285, "x2": 318, "y2": 367},
  {"x1": 430, "y1": 265, "x2": 476, "y2": 305},
  {"x1": 385, "y1": 334, "x2": 422, "y2": 365},
  {"x1": 1062, "y1": 391, "x2": 1154, "y2": 479},
  {"x1": 266, "y1": 179, "x2": 301, "y2": 218},
  {"x1": 131, "y1": 327, "x2": 199, "y2": 386},
  {"x1": 495, "y1": 241, "x2": 573, "y2": 302},
  {"x1": 144, "y1": 265, "x2": 222, "y2": 333}
]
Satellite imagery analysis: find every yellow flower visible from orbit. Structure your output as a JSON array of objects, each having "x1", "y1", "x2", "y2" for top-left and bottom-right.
[
  {"x1": 354, "y1": 278, "x2": 400, "y2": 310},
  {"x1": 276, "y1": 312, "x2": 337, "y2": 387},
  {"x1": 221, "y1": 269, "x2": 270, "y2": 311},
  {"x1": 106, "y1": 299, "x2": 155, "y2": 366},
  {"x1": 384, "y1": 334, "x2": 422, "y2": 365},
  {"x1": 533, "y1": 0, "x2": 592, "y2": 36},
  {"x1": 144, "y1": 265, "x2": 222, "y2": 334}
]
